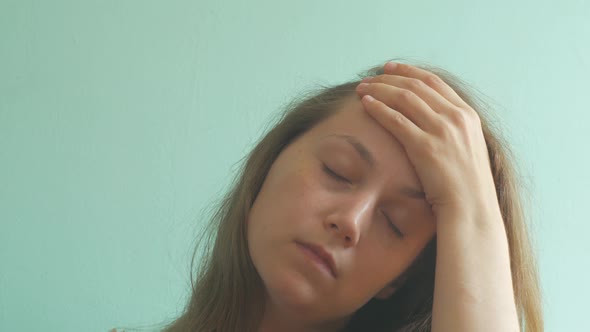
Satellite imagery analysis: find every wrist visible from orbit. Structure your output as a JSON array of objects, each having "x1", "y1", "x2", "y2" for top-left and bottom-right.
[{"x1": 436, "y1": 197, "x2": 505, "y2": 232}]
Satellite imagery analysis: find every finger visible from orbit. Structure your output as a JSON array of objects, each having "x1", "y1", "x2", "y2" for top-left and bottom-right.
[
  {"x1": 356, "y1": 82, "x2": 442, "y2": 133},
  {"x1": 363, "y1": 74, "x2": 458, "y2": 118},
  {"x1": 360, "y1": 94, "x2": 426, "y2": 151},
  {"x1": 383, "y1": 62, "x2": 470, "y2": 109}
]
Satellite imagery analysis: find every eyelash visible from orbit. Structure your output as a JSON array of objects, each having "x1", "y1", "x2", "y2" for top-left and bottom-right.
[
  {"x1": 321, "y1": 163, "x2": 405, "y2": 238},
  {"x1": 382, "y1": 211, "x2": 405, "y2": 238},
  {"x1": 321, "y1": 163, "x2": 350, "y2": 184}
]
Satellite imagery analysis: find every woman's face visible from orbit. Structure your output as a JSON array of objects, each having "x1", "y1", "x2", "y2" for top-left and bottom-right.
[{"x1": 247, "y1": 96, "x2": 437, "y2": 328}]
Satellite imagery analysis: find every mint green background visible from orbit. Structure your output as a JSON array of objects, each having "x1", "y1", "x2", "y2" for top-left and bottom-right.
[{"x1": 1, "y1": 1, "x2": 588, "y2": 331}]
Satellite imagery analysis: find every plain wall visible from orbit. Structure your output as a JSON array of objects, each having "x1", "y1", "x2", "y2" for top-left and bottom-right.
[{"x1": 1, "y1": 1, "x2": 588, "y2": 331}]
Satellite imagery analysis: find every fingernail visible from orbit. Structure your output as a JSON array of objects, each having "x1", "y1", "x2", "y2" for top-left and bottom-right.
[
  {"x1": 385, "y1": 62, "x2": 397, "y2": 70},
  {"x1": 361, "y1": 76, "x2": 373, "y2": 83}
]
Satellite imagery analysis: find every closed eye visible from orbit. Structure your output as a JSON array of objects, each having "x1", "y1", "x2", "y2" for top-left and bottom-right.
[
  {"x1": 382, "y1": 211, "x2": 404, "y2": 238},
  {"x1": 321, "y1": 163, "x2": 351, "y2": 184},
  {"x1": 322, "y1": 163, "x2": 404, "y2": 239}
]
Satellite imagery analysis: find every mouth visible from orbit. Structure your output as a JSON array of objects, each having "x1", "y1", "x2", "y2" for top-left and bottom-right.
[{"x1": 295, "y1": 241, "x2": 337, "y2": 278}]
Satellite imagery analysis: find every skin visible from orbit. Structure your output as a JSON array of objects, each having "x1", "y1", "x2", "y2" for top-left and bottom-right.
[
  {"x1": 249, "y1": 62, "x2": 519, "y2": 332},
  {"x1": 247, "y1": 95, "x2": 437, "y2": 332},
  {"x1": 357, "y1": 63, "x2": 518, "y2": 331}
]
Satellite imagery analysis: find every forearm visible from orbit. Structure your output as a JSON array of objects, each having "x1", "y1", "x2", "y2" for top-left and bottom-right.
[{"x1": 431, "y1": 205, "x2": 519, "y2": 332}]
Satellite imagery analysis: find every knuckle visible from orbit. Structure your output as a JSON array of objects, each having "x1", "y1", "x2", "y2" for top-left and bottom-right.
[
  {"x1": 387, "y1": 111, "x2": 405, "y2": 126},
  {"x1": 465, "y1": 107, "x2": 482, "y2": 122},
  {"x1": 397, "y1": 89, "x2": 415, "y2": 102},
  {"x1": 407, "y1": 78, "x2": 427, "y2": 91},
  {"x1": 449, "y1": 110, "x2": 482, "y2": 133},
  {"x1": 449, "y1": 109, "x2": 469, "y2": 125},
  {"x1": 430, "y1": 117, "x2": 450, "y2": 135},
  {"x1": 423, "y1": 73, "x2": 444, "y2": 87}
]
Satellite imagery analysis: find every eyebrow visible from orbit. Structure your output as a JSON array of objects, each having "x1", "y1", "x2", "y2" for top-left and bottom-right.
[{"x1": 325, "y1": 134, "x2": 427, "y2": 200}]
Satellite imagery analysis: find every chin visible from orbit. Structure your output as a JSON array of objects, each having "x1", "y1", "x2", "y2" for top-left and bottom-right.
[{"x1": 262, "y1": 264, "x2": 323, "y2": 315}]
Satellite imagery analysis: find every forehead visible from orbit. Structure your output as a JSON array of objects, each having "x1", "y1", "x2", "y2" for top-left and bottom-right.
[
  {"x1": 302, "y1": 97, "x2": 421, "y2": 184},
  {"x1": 307, "y1": 98, "x2": 406, "y2": 161}
]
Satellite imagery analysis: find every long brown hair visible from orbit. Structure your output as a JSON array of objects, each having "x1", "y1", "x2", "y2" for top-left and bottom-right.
[{"x1": 124, "y1": 59, "x2": 543, "y2": 332}]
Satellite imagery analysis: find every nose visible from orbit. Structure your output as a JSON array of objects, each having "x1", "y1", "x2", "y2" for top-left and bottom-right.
[{"x1": 324, "y1": 196, "x2": 375, "y2": 247}]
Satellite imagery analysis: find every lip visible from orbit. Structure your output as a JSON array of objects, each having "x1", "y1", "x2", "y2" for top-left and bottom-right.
[{"x1": 296, "y1": 241, "x2": 337, "y2": 278}]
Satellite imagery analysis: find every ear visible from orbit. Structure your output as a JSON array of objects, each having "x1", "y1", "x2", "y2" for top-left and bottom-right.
[{"x1": 373, "y1": 283, "x2": 397, "y2": 300}]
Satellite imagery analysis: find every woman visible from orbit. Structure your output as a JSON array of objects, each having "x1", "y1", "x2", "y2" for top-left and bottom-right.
[{"x1": 115, "y1": 59, "x2": 543, "y2": 331}]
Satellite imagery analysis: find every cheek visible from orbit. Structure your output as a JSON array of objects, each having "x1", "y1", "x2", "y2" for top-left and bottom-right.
[
  {"x1": 358, "y1": 246, "x2": 405, "y2": 283},
  {"x1": 349, "y1": 235, "x2": 433, "y2": 297},
  {"x1": 249, "y1": 161, "x2": 318, "y2": 229},
  {"x1": 333, "y1": 247, "x2": 406, "y2": 309},
  {"x1": 279, "y1": 166, "x2": 322, "y2": 222}
]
